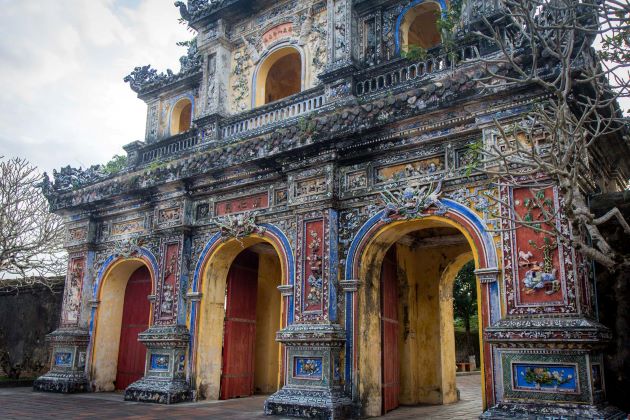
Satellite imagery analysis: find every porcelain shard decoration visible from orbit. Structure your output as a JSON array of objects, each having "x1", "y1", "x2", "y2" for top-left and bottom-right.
[{"x1": 378, "y1": 180, "x2": 446, "y2": 222}]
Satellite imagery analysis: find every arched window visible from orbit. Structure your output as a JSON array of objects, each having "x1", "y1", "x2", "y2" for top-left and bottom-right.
[
  {"x1": 254, "y1": 47, "x2": 302, "y2": 107},
  {"x1": 400, "y1": 1, "x2": 442, "y2": 53},
  {"x1": 170, "y1": 98, "x2": 193, "y2": 136}
]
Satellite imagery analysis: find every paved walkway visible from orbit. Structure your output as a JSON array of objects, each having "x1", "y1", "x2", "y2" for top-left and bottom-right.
[{"x1": 0, "y1": 373, "x2": 482, "y2": 419}]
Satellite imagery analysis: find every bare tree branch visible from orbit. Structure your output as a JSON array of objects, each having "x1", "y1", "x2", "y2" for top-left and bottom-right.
[{"x1": 0, "y1": 157, "x2": 66, "y2": 290}]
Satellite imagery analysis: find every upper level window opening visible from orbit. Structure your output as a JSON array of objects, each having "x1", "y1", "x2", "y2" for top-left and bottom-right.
[
  {"x1": 171, "y1": 98, "x2": 192, "y2": 136},
  {"x1": 254, "y1": 46, "x2": 302, "y2": 107},
  {"x1": 400, "y1": 1, "x2": 442, "y2": 53}
]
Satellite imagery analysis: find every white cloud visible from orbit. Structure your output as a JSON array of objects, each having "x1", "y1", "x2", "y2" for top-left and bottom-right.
[{"x1": 0, "y1": 0, "x2": 192, "y2": 173}]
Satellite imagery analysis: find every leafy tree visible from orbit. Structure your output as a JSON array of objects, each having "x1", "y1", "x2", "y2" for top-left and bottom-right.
[{"x1": 453, "y1": 260, "x2": 477, "y2": 359}]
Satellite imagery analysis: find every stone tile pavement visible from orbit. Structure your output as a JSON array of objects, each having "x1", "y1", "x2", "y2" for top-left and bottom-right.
[{"x1": 0, "y1": 373, "x2": 482, "y2": 419}]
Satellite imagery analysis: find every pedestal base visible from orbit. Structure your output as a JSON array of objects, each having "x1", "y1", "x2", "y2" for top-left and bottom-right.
[
  {"x1": 264, "y1": 386, "x2": 355, "y2": 420},
  {"x1": 33, "y1": 371, "x2": 89, "y2": 394},
  {"x1": 481, "y1": 402, "x2": 626, "y2": 420},
  {"x1": 124, "y1": 378, "x2": 193, "y2": 404}
]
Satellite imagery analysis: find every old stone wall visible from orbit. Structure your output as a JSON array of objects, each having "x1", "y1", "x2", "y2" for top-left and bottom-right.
[{"x1": 0, "y1": 280, "x2": 64, "y2": 379}]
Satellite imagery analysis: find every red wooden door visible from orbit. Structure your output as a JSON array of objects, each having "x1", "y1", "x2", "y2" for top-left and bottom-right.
[
  {"x1": 116, "y1": 266, "x2": 151, "y2": 390},
  {"x1": 220, "y1": 250, "x2": 259, "y2": 399},
  {"x1": 381, "y1": 246, "x2": 400, "y2": 413}
]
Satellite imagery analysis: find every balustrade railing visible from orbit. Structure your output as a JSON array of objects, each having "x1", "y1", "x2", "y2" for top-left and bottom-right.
[
  {"x1": 141, "y1": 130, "x2": 201, "y2": 164},
  {"x1": 221, "y1": 87, "x2": 326, "y2": 140},
  {"x1": 355, "y1": 45, "x2": 479, "y2": 96}
]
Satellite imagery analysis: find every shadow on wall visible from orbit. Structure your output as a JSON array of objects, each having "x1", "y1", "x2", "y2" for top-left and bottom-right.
[
  {"x1": 0, "y1": 279, "x2": 64, "y2": 380},
  {"x1": 590, "y1": 192, "x2": 630, "y2": 413}
]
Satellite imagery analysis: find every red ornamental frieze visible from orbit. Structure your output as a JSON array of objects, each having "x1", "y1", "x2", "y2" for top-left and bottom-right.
[
  {"x1": 156, "y1": 242, "x2": 180, "y2": 324},
  {"x1": 61, "y1": 255, "x2": 86, "y2": 326},
  {"x1": 501, "y1": 185, "x2": 578, "y2": 315},
  {"x1": 215, "y1": 192, "x2": 269, "y2": 216}
]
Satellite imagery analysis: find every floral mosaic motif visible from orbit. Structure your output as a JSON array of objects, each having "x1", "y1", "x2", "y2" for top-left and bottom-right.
[
  {"x1": 150, "y1": 354, "x2": 170, "y2": 371},
  {"x1": 375, "y1": 156, "x2": 444, "y2": 184},
  {"x1": 519, "y1": 236, "x2": 560, "y2": 295},
  {"x1": 294, "y1": 357, "x2": 323, "y2": 379},
  {"x1": 215, "y1": 211, "x2": 266, "y2": 243},
  {"x1": 306, "y1": 230, "x2": 323, "y2": 307},
  {"x1": 346, "y1": 171, "x2": 367, "y2": 190},
  {"x1": 112, "y1": 218, "x2": 145, "y2": 236},
  {"x1": 158, "y1": 208, "x2": 182, "y2": 224},
  {"x1": 111, "y1": 236, "x2": 145, "y2": 259},
  {"x1": 54, "y1": 352, "x2": 72, "y2": 367},
  {"x1": 67, "y1": 227, "x2": 88, "y2": 243},
  {"x1": 295, "y1": 177, "x2": 327, "y2": 198},
  {"x1": 378, "y1": 181, "x2": 446, "y2": 223},
  {"x1": 510, "y1": 186, "x2": 566, "y2": 307},
  {"x1": 513, "y1": 364, "x2": 578, "y2": 393},
  {"x1": 62, "y1": 256, "x2": 85, "y2": 325}
]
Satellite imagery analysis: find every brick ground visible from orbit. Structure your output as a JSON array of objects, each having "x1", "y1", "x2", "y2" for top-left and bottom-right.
[{"x1": 0, "y1": 373, "x2": 482, "y2": 419}]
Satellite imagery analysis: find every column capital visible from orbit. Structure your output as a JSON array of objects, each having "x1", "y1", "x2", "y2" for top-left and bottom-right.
[{"x1": 340, "y1": 279, "x2": 361, "y2": 292}]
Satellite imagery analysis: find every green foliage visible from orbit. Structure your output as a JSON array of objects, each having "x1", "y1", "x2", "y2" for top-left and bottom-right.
[
  {"x1": 176, "y1": 39, "x2": 195, "y2": 48},
  {"x1": 464, "y1": 140, "x2": 483, "y2": 176},
  {"x1": 453, "y1": 260, "x2": 477, "y2": 331},
  {"x1": 147, "y1": 160, "x2": 167, "y2": 172},
  {"x1": 402, "y1": 44, "x2": 428, "y2": 62},
  {"x1": 298, "y1": 116, "x2": 316, "y2": 137},
  {"x1": 436, "y1": 0, "x2": 463, "y2": 61},
  {"x1": 103, "y1": 155, "x2": 127, "y2": 175}
]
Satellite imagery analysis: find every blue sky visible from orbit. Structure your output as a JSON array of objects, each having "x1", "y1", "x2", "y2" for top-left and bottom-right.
[{"x1": 0, "y1": 0, "x2": 192, "y2": 173}]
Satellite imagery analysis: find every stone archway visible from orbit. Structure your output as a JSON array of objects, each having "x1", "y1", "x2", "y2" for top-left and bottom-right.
[
  {"x1": 190, "y1": 227, "x2": 295, "y2": 400},
  {"x1": 395, "y1": 0, "x2": 447, "y2": 54},
  {"x1": 89, "y1": 257, "x2": 156, "y2": 391},
  {"x1": 344, "y1": 200, "x2": 501, "y2": 417},
  {"x1": 253, "y1": 45, "x2": 304, "y2": 107}
]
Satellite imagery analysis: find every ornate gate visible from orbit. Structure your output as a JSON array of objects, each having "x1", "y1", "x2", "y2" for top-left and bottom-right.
[{"x1": 115, "y1": 266, "x2": 151, "y2": 390}]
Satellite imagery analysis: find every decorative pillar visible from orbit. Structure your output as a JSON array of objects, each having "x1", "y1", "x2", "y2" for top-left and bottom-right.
[
  {"x1": 319, "y1": 0, "x2": 357, "y2": 104},
  {"x1": 34, "y1": 218, "x2": 96, "y2": 393},
  {"x1": 124, "y1": 198, "x2": 194, "y2": 403},
  {"x1": 481, "y1": 185, "x2": 624, "y2": 419},
  {"x1": 265, "y1": 165, "x2": 354, "y2": 418},
  {"x1": 196, "y1": 18, "x2": 231, "y2": 143}
]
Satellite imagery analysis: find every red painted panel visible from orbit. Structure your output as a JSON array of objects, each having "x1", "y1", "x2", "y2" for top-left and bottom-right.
[
  {"x1": 221, "y1": 250, "x2": 259, "y2": 400},
  {"x1": 512, "y1": 187, "x2": 563, "y2": 305},
  {"x1": 381, "y1": 246, "x2": 399, "y2": 414},
  {"x1": 215, "y1": 193, "x2": 269, "y2": 216},
  {"x1": 116, "y1": 266, "x2": 151, "y2": 390}
]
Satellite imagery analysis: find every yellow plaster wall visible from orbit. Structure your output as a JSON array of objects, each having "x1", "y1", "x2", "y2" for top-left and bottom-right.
[
  {"x1": 228, "y1": 8, "x2": 327, "y2": 113},
  {"x1": 439, "y1": 251, "x2": 474, "y2": 404},
  {"x1": 91, "y1": 259, "x2": 148, "y2": 392},
  {"x1": 254, "y1": 253, "x2": 282, "y2": 393},
  {"x1": 395, "y1": 243, "x2": 470, "y2": 406},
  {"x1": 195, "y1": 237, "x2": 285, "y2": 400}
]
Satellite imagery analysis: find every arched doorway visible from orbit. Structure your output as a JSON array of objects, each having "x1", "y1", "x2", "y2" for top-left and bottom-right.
[
  {"x1": 377, "y1": 226, "x2": 475, "y2": 413},
  {"x1": 115, "y1": 266, "x2": 151, "y2": 389},
  {"x1": 170, "y1": 98, "x2": 193, "y2": 135},
  {"x1": 254, "y1": 46, "x2": 303, "y2": 107},
  {"x1": 90, "y1": 258, "x2": 155, "y2": 392},
  {"x1": 346, "y1": 202, "x2": 500, "y2": 417},
  {"x1": 193, "y1": 234, "x2": 290, "y2": 401},
  {"x1": 398, "y1": 1, "x2": 443, "y2": 53}
]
